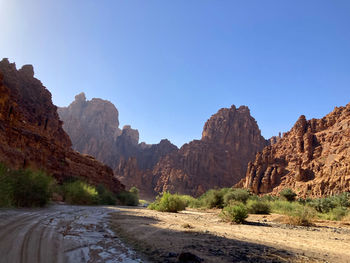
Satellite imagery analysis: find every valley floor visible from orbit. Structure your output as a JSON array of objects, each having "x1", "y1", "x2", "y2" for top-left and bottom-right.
[
  {"x1": 1, "y1": 205, "x2": 349, "y2": 263},
  {"x1": 110, "y1": 207, "x2": 350, "y2": 263}
]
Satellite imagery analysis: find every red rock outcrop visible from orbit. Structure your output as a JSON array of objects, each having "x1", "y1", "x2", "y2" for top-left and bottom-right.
[
  {"x1": 239, "y1": 104, "x2": 350, "y2": 197},
  {"x1": 116, "y1": 105, "x2": 267, "y2": 198},
  {"x1": 0, "y1": 59, "x2": 124, "y2": 193}
]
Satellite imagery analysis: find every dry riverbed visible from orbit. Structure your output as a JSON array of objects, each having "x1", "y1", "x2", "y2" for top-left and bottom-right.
[
  {"x1": 0, "y1": 205, "x2": 143, "y2": 263},
  {"x1": 1, "y1": 205, "x2": 349, "y2": 263},
  {"x1": 110, "y1": 207, "x2": 350, "y2": 263}
]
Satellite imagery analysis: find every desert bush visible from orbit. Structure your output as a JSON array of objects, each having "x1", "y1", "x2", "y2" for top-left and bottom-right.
[
  {"x1": 0, "y1": 165, "x2": 54, "y2": 207},
  {"x1": 223, "y1": 188, "x2": 250, "y2": 205},
  {"x1": 271, "y1": 200, "x2": 316, "y2": 226},
  {"x1": 286, "y1": 206, "x2": 316, "y2": 226},
  {"x1": 63, "y1": 180, "x2": 99, "y2": 205},
  {"x1": 129, "y1": 186, "x2": 139, "y2": 197},
  {"x1": 330, "y1": 192, "x2": 350, "y2": 207},
  {"x1": 270, "y1": 200, "x2": 301, "y2": 214},
  {"x1": 12, "y1": 170, "x2": 54, "y2": 207},
  {"x1": 178, "y1": 195, "x2": 200, "y2": 208},
  {"x1": 116, "y1": 187, "x2": 139, "y2": 206},
  {"x1": 308, "y1": 197, "x2": 337, "y2": 213},
  {"x1": 247, "y1": 199, "x2": 271, "y2": 214},
  {"x1": 148, "y1": 192, "x2": 186, "y2": 212},
  {"x1": 220, "y1": 204, "x2": 248, "y2": 224},
  {"x1": 260, "y1": 194, "x2": 278, "y2": 202},
  {"x1": 279, "y1": 188, "x2": 297, "y2": 202},
  {"x1": 319, "y1": 207, "x2": 349, "y2": 221},
  {"x1": 199, "y1": 189, "x2": 224, "y2": 208},
  {"x1": 96, "y1": 184, "x2": 117, "y2": 205}
]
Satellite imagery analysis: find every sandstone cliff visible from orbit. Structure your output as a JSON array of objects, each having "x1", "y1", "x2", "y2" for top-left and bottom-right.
[
  {"x1": 58, "y1": 95, "x2": 178, "y2": 194},
  {"x1": 239, "y1": 104, "x2": 350, "y2": 197},
  {"x1": 0, "y1": 59, "x2": 124, "y2": 193},
  {"x1": 116, "y1": 105, "x2": 267, "y2": 197}
]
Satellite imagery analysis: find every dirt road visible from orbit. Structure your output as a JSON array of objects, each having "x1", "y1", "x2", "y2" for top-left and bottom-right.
[{"x1": 0, "y1": 205, "x2": 143, "y2": 263}]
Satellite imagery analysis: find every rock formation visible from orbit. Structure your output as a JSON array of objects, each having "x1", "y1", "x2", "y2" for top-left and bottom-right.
[
  {"x1": 58, "y1": 96, "x2": 178, "y2": 195},
  {"x1": 58, "y1": 93, "x2": 122, "y2": 166},
  {"x1": 59, "y1": 94, "x2": 266, "y2": 198},
  {"x1": 116, "y1": 105, "x2": 267, "y2": 197},
  {"x1": 0, "y1": 59, "x2": 124, "y2": 193},
  {"x1": 239, "y1": 104, "x2": 350, "y2": 197}
]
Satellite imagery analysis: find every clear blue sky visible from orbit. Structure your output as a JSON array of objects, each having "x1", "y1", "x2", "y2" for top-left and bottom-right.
[{"x1": 1, "y1": 0, "x2": 349, "y2": 147}]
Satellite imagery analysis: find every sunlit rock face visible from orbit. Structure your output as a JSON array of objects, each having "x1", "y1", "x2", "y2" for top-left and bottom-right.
[
  {"x1": 238, "y1": 104, "x2": 350, "y2": 197},
  {"x1": 149, "y1": 105, "x2": 268, "y2": 197},
  {"x1": 115, "y1": 105, "x2": 267, "y2": 198},
  {"x1": 0, "y1": 59, "x2": 124, "y2": 193}
]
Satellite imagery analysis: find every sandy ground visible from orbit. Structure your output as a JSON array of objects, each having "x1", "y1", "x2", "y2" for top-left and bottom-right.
[
  {"x1": 0, "y1": 205, "x2": 143, "y2": 263},
  {"x1": 109, "y1": 207, "x2": 350, "y2": 263}
]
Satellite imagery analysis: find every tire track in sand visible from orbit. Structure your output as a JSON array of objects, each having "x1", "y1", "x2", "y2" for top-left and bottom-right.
[{"x1": 0, "y1": 206, "x2": 142, "y2": 263}]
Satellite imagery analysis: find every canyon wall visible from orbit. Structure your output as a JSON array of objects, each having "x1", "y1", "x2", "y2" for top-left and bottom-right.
[
  {"x1": 239, "y1": 104, "x2": 350, "y2": 197},
  {"x1": 0, "y1": 59, "x2": 124, "y2": 193}
]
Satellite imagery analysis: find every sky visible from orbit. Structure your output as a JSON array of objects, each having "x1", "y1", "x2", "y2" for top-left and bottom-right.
[{"x1": 0, "y1": 0, "x2": 349, "y2": 147}]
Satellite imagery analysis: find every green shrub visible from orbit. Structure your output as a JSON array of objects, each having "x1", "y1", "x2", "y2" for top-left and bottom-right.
[
  {"x1": 116, "y1": 191, "x2": 139, "y2": 206},
  {"x1": 260, "y1": 194, "x2": 278, "y2": 202},
  {"x1": 247, "y1": 199, "x2": 271, "y2": 214},
  {"x1": 178, "y1": 195, "x2": 200, "y2": 208},
  {"x1": 271, "y1": 200, "x2": 316, "y2": 226},
  {"x1": 220, "y1": 204, "x2": 248, "y2": 224},
  {"x1": 63, "y1": 180, "x2": 99, "y2": 205},
  {"x1": 270, "y1": 200, "x2": 301, "y2": 214},
  {"x1": 309, "y1": 197, "x2": 338, "y2": 213},
  {"x1": 287, "y1": 206, "x2": 316, "y2": 226},
  {"x1": 96, "y1": 184, "x2": 117, "y2": 205},
  {"x1": 279, "y1": 188, "x2": 297, "y2": 202},
  {"x1": 320, "y1": 207, "x2": 349, "y2": 221},
  {"x1": 0, "y1": 165, "x2": 54, "y2": 207},
  {"x1": 329, "y1": 193, "x2": 350, "y2": 207},
  {"x1": 148, "y1": 192, "x2": 186, "y2": 212},
  {"x1": 223, "y1": 188, "x2": 250, "y2": 206},
  {"x1": 199, "y1": 189, "x2": 224, "y2": 208},
  {"x1": 129, "y1": 186, "x2": 139, "y2": 197}
]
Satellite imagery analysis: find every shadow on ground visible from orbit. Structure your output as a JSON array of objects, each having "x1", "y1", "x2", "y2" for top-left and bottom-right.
[{"x1": 109, "y1": 208, "x2": 319, "y2": 263}]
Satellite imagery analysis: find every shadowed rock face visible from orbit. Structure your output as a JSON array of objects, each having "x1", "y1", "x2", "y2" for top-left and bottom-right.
[
  {"x1": 116, "y1": 105, "x2": 267, "y2": 198},
  {"x1": 238, "y1": 104, "x2": 350, "y2": 197},
  {"x1": 151, "y1": 105, "x2": 268, "y2": 197},
  {"x1": 58, "y1": 93, "x2": 122, "y2": 166},
  {"x1": 58, "y1": 95, "x2": 178, "y2": 195},
  {"x1": 0, "y1": 59, "x2": 124, "y2": 193}
]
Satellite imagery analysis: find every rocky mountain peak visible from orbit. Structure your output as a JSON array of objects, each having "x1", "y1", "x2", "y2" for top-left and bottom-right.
[
  {"x1": 74, "y1": 92, "x2": 87, "y2": 103},
  {"x1": 121, "y1": 125, "x2": 139, "y2": 145},
  {"x1": 19, "y1": 65, "x2": 35, "y2": 78},
  {"x1": 201, "y1": 105, "x2": 266, "y2": 148}
]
